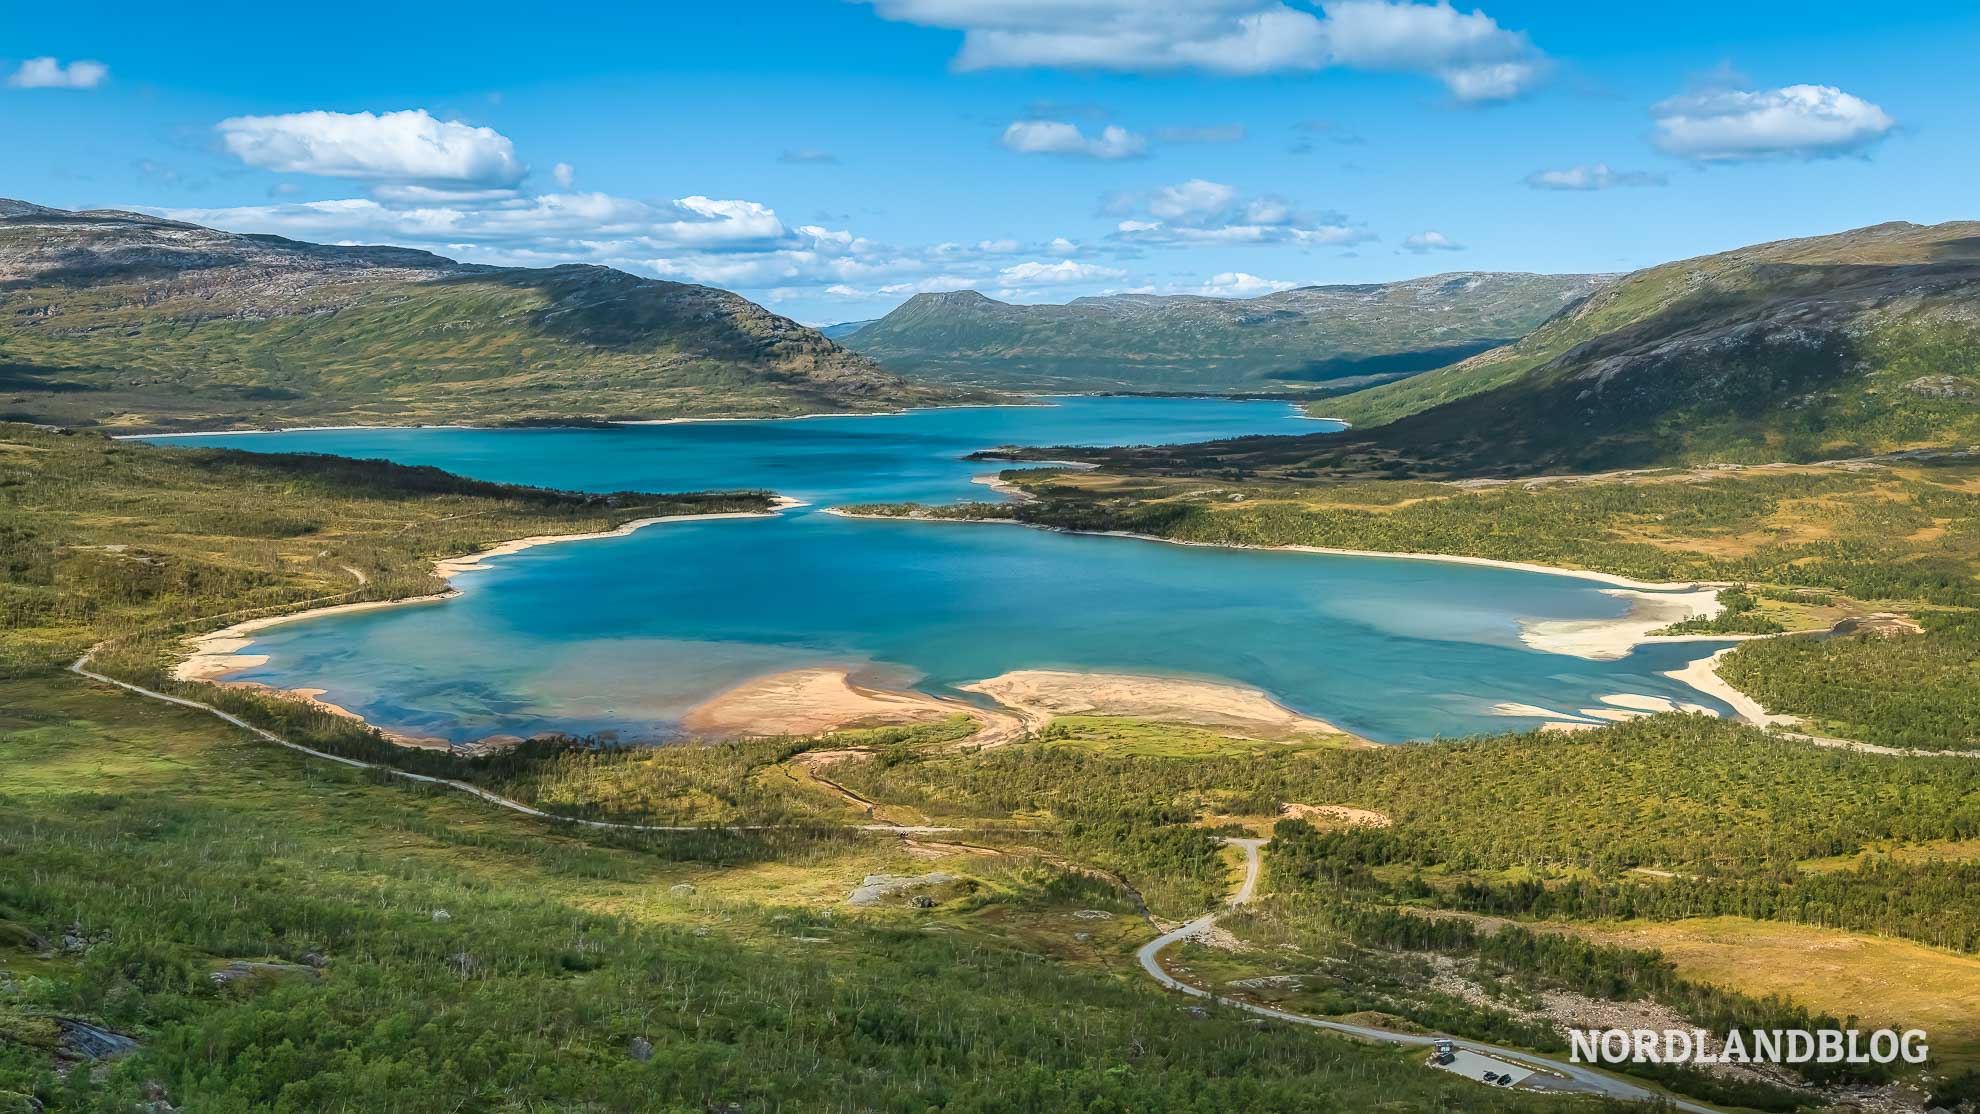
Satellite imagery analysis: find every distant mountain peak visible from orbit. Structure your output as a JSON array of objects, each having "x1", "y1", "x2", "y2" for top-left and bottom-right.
[
  {"x1": 906, "y1": 289, "x2": 1002, "y2": 307},
  {"x1": 843, "y1": 271, "x2": 1614, "y2": 393}
]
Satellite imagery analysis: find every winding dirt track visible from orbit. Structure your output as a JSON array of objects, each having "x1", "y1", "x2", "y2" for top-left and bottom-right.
[
  {"x1": 67, "y1": 654, "x2": 974, "y2": 837},
  {"x1": 1135, "y1": 838, "x2": 1724, "y2": 1113}
]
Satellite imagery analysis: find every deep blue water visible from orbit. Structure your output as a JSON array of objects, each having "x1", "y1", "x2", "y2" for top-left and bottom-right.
[{"x1": 153, "y1": 397, "x2": 1731, "y2": 744}]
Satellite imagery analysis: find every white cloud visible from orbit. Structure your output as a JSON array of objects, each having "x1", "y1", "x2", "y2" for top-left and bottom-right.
[
  {"x1": 1000, "y1": 120, "x2": 1147, "y2": 159},
  {"x1": 216, "y1": 109, "x2": 527, "y2": 186},
  {"x1": 997, "y1": 259, "x2": 1127, "y2": 285},
  {"x1": 1651, "y1": 84, "x2": 1895, "y2": 162},
  {"x1": 1402, "y1": 230, "x2": 1464, "y2": 252},
  {"x1": 779, "y1": 148, "x2": 839, "y2": 164},
  {"x1": 1320, "y1": 1, "x2": 1544, "y2": 101},
  {"x1": 1110, "y1": 178, "x2": 1374, "y2": 248},
  {"x1": 1196, "y1": 272, "x2": 1299, "y2": 296},
  {"x1": 153, "y1": 192, "x2": 790, "y2": 256},
  {"x1": 1148, "y1": 178, "x2": 1239, "y2": 220},
  {"x1": 862, "y1": 0, "x2": 1546, "y2": 101},
  {"x1": 827, "y1": 274, "x2": 983, "y2": 299},
  {"x1": 552, "y1": 162, "x2": 575, "y2": 188},
  {"x1": 1523, "y1": 163, "x2": 1667, "y2": 191},
  {"x1": 7, "y1": 57, "x2": 108, "y2": 89}
]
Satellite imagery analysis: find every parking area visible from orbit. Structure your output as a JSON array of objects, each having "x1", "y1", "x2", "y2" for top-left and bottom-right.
[{"x1": 1430, "y1": 1048, "x2": 1537, "y2": 1089}]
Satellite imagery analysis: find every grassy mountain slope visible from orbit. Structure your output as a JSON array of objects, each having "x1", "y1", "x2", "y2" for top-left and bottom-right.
[
  {"x1": 840, "y1": 273, "x2": 1613, "y2": 392},
  {"x1": 1004, "y1": 221, "x2": 1980, "y2": 479},
  {"x1": 1316, "y1": 220, "x2": 1980, "y2": 470},
  {"x1": 0, "y1": 200, "x2": 984, "y2": 432}
]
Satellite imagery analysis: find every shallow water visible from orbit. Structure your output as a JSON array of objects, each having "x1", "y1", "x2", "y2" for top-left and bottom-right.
[{"x1": 154, "y1": 397, "x2": 1732, "y2": 744}]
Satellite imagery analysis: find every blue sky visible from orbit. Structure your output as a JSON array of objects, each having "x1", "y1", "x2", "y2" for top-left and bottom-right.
[{"x1": 6, "y1": 1, "x2": 1977, "y2": 323}]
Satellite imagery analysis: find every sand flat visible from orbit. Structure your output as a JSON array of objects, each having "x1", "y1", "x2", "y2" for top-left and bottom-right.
[
  {"x1": 960, "y1": 669, "x2": 1353, "y2": 741},
  {"x1": 1518, "y1": 587, "x2": 1724, "y2": 660},
  {"x1": 682, "y1": 667, "x2": 982, "y2": 739}
]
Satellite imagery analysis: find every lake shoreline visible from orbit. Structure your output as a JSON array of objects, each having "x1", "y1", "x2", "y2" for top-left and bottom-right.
[
  {"x1": 821, "y1": 506, "x2": 1770, "y2": 723},
  {"x1": 821, "y1": 506, "x2": 1730, "y2": 590},
  {"x1": 170, "y1": 498, "x2": 807, "y2": 747},
  {"x1": 122, "y1": 400, "x2": 1056, "y2": 439},
  {"x1": 175, "y1": 495, "x2": 1770, "y2": 750}
]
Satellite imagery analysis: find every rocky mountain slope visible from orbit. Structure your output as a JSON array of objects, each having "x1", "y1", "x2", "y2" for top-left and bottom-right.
[
  {"x1": 838, "y1": 273, "x2": 1613, "y2": 391},
  {"x1": 0, "y1": 200, "x2": 982, "y2": 431}
]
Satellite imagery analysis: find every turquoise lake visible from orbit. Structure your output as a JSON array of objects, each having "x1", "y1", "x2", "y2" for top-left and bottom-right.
[{"x1": 152, "y1": 396, "x2": 1732, "y2": 744}]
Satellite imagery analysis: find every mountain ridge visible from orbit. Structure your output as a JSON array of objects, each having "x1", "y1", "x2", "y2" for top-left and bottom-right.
[
  {"x1": 838, "y1": 271, "x2": 1615, "y2": 392},
  {"x1": 0, "y1": 200, "x2": 984, "y2": 432},
  {"x1": 987, "y1": 220, "x2": 1980, "y2": 477}
]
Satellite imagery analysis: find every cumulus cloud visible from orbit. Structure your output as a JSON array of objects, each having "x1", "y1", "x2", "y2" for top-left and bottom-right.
[
  {"x1": 8, "y1": 57, "x2": 108, "y2": 89},
  {"x1": 1523, "y1": 163, "x2": 1666, "y2": 191},
  {"x1": 552, "y1": 162, "x2": 575, "y2": 188},
  {"x1": 153, "y1": 192, "x2": 791, "y2": 259},
  {"x1": 1109, "y1": 178, "x2": 1373, "y2": 248},
  {"x1": 997, "y1": 259, "x2": 1128, "y2": 285},
  {"x1": 1320, "y1": 0, "x2": 1545, "y2": 101},
  {"x1": 1196, "y1": 272, "x2": 1299, "y2": 296},
  {"x1": 862, "y1": 0, "x2": 1546, "y2": 101},
  {"x1": 1402, "y1": 230, "x2": 1464, "y2": 252},
  {"x1": 826, "y1": 274, "x2": 985, "y2": 299},
  {"x1": 1000, "y1": 120, "x2": 1147, "y2": 159},
  {"x1": 215, "y1": 109, "x2": 527, "y2": 187},
  {"x1": 1651, "y1": 84, "x2": 1895, "y2": 162}
]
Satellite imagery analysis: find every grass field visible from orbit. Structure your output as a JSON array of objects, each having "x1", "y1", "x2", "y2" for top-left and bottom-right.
[
  {"x1": 1, "y1": 673, "x2": 1600, "y2": 1113},
  {"x1": 1551, "y1": 916, "x2": 1980, "y2": 1068}
]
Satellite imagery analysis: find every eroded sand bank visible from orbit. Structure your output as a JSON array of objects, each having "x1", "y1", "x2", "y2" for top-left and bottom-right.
[
  {"x1": 681, "y1": 667, "x2": 993, "y2": 740},
  {"x1": 680, "y1": 666, "x2": 1363, "y2": 746},
  {"x1": 1516, "y1": 587, "x2": 1724, "y2": 661},
  {"x1": 960, "y1": 669, "x2": 1356, "y2": 741}
]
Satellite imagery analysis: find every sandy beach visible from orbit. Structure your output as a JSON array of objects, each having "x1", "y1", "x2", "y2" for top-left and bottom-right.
[
  {"x1": 1517, "y1": 586, "x2": 1724, "y2": 660},
  {"x1": 1662, "y1": 648, "x2": 1798, "y2": 729}
]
